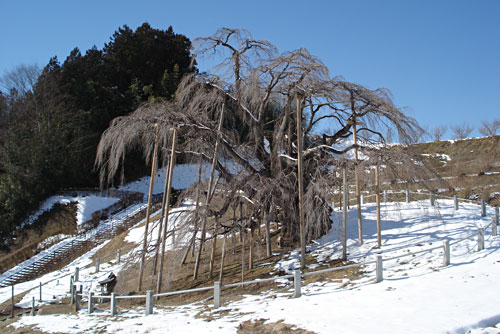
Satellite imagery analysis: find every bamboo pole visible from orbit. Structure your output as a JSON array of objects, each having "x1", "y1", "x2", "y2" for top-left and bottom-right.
[
  {"x1": 138, "y1": 125, "x2": 160, "y2": 291},
  {"x1": 156, "y1": 128, "x2": 177, "y2": 295},
  {"x1": 296, "y1": 95, "x2": 306, "y2": 269},
  {"x1": 193, "y1": 103, "x2": 225, "y2": 280}
]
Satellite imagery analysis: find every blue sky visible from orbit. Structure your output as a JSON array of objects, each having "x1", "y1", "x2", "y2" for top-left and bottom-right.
[{"x1": 1, "y1": 0, "x2": 498, "y2": 138}]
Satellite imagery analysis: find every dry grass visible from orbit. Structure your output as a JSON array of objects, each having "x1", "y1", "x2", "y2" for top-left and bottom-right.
[{"x1": 237, "y1": 319, "x2": 316, "y2": 334}]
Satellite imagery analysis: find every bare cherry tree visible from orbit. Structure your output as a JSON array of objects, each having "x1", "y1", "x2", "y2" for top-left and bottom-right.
[
  {"x1": 451, "y1": 123, "x2": 474, "y2": 139},
  {"x1": 479, "y1": 119, "x2": 500, "y2": 136},
  {"x1": 430, "y1": 125, "x2": 447, "y2": 141},
  {"x1": 96, "y1": 28, "x2": 426, "y2": 279}
]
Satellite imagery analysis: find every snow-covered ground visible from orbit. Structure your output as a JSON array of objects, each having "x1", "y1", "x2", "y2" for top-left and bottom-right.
[
  {"x1": 6, "y1": 198, "x2": 500, "y2": 334},
  {"x1": 21, "y1": 195, "x2": 120, "y2": 228}
]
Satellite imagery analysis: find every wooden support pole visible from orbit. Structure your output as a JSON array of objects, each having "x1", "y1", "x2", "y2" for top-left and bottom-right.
[
  {"x1": 219, "y1": 235, "x2": 227, "y2": 284},
  {"x1": 181, "y1": 159, "x2": 203, "y2": 265},
  {"x1": 265, "y1": 211, "x2": 272, "y2": 257},
  {"x1": 31, "y1": 296, "x2": 35, "y2": 316},
  {"x1": 241, "y1": 230, "x2": 246, "y2": 282},
  {"x1": 95, "y1": 258, "x2": 100, "y2": 274},
  {"x1": 351, "y1": 117, "x2": 363, "y2": 246},
  {"x1": 454, "y1": 195, "x2": 459, "y2": 210},
  {"x1": 39, "y1": 282, "x2": 42, "y2": 302},
  {"x1": 296, "y1": 95, "x2": 306, "y2": 269},
  {"x1": 481, "y1": 199, "x2": 486, "y2": 217},
  {"x1": 342, "y1": 167, "x2": 348, "y2": 261},
  {"x1": 138, "y1": 125, "x2": 160, "y2": 291},
  {"x1": 209, "y1": 226, "x2": 218, "y2": 278},
  {"x1": 375, "y1": 164, "x2": 381, "y2": 248},
  {"x1": 194, "y1": 104, "x2": 225, "y2": 280},
  {"x1": 249, "y1": 226, "x2": 254, "y2": 269},
  {"x1": 117, "y1": 249, "x2": 121, "y2": 264},
  {"x1": 156, "y1": 128, "x2": 177, "y2": 294}
]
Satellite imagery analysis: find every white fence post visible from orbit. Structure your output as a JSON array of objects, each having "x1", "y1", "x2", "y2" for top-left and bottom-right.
[
  {"x1": 145, "y1": 290, "x2": 153, "y2": 315},
  {"x1": 294, "y1": 269, "x2": 302, "y2": 298},
  {"x1": 383, "y1": 190, "x2": 387, "y2": 203},
  {"x1": 492, "y1": 218, "x2": 497, "y2": 237},
  {"x1": 481, "y1": 200, "x2": 486, "y2": 217},
  {"x1": 443, "y1": 240, "x2": 450, "y2": 266},
  {"x1": 39, "y1": 282, "x2": 42, "y2": 302},
  {"x1": 376, "y1": 255, "x2": 383, "y2": 283},
  {"x1": 406, "y1": 189, "x2": 410, "y2": 203},
  {"x1": 430, "y1": 193, "x2": 435, "y2": 207},
  {"x1": 95, "y1": 258, "x2": 100, "y2": 274},
  {"x1": 69, "y1": 275, "x2": 74, "y2": 294},
  {"x1": 478, "y1": 228, "x2": 485, "y2": 251},
  {"x1": 88, "y1": 291, "x2": 94, "y2": 314},
  {"x1": 454, "y1": 196, "x2": 459, "y2": 210},
  {"x1": 74, "y1": 267, "x2": 79, "y2": 282},
  {"x1": 117, "y1": 249, "x2": 121, "y2": 264},
  {"x1": 110, "y1": 293, "x2": 117, "y2": 316},
  {"x1": 213, "y1": 281, "x2": 221, "y2": 309},
  {"x1": 360, "y1": 195, "x2": 364, "y2": 206}
]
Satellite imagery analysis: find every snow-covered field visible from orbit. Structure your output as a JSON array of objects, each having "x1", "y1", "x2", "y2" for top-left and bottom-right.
[{"x1": 6, "y1": 198, "x2": 500, "y2": 334}]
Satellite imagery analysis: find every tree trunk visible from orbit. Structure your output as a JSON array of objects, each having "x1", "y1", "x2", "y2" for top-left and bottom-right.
[{"x1": 249, "y1": 226, "x2": 254, "y2": 269}]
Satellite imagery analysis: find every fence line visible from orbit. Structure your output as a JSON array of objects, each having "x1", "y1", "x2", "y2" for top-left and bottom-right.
[{"x1": 18, "y1": 192, "x2": 500, "y2": 318}]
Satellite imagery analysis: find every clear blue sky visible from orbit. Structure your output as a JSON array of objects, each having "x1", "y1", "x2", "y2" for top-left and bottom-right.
[{"x1": 1, "y1": 0, "x2": 498, "y2": 138}]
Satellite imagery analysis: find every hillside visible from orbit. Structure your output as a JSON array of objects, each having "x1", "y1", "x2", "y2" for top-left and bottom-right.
[
  {"x1": 0, "y1": 136, "x2": 499, "y2": 333},
  {"x1": 414, "y1": 135, "x2": 500, "y2": 203}
]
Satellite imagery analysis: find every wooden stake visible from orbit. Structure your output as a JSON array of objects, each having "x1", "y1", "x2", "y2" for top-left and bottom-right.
[
  {"x1": 156, "y1": 128, "x2": 177, "y2": 294},
  {"x1": 138, "y1": 125, "x2": 160, "y2": 291},
  {"x1": 296, "y1": 95, "x2": 306, "y2": 269},
  {"x1": 194, "y1": 103, "x2": 225, "y2": 280}
]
